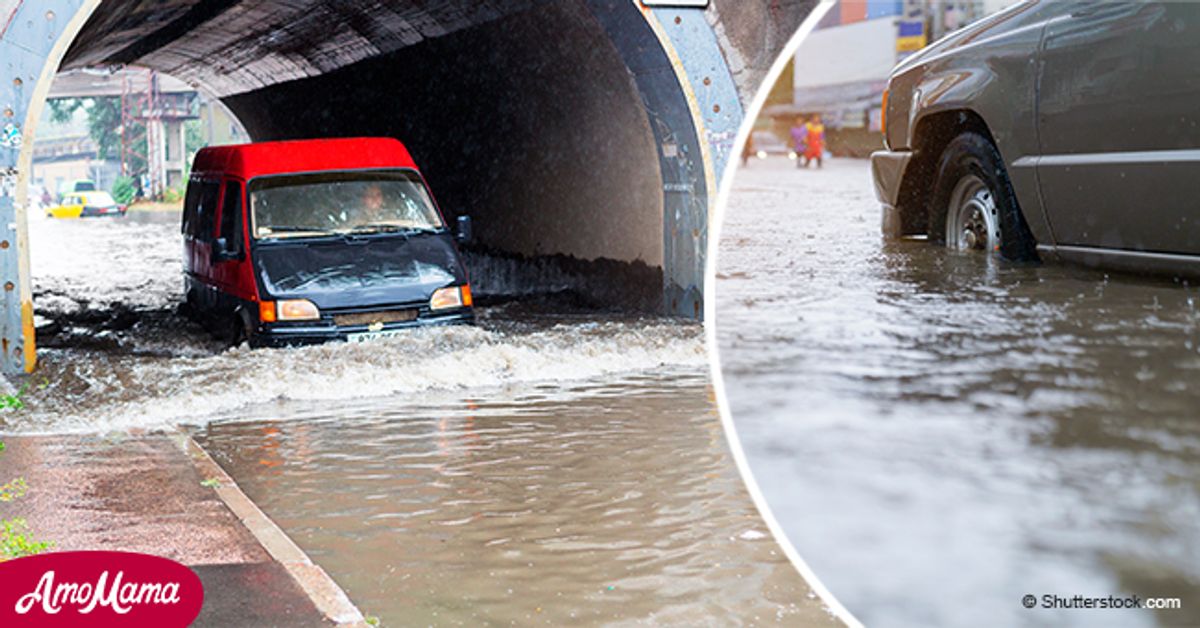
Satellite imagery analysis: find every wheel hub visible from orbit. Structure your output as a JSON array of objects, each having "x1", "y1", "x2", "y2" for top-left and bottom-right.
[{"x1": 946, "y1": 175, "x2": 1000, "y2": 253}]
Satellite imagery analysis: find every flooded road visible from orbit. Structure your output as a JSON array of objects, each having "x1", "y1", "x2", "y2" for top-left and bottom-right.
[
  {"x1": 6, "y1": 211, "x2": 704, "y2": 433},
  {"x1": 193, "y1": 373, "x2": 832, "y2": 626},
  {"x1": 3, "y1": 208, "x2": 836, "y2": 624},
  {"x1": 716, "y1": 158, "x2": 1200, "y2": 628}
]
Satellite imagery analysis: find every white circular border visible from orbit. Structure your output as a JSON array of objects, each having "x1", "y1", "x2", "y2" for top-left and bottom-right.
[{"x1": 704, "y1": 2, "x2": 865, "y2": 626}]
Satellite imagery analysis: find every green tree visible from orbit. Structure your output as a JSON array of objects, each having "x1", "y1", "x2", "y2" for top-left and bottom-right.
[{"x1": 112, "y1": 175, "x2": 137, "y2": 205}]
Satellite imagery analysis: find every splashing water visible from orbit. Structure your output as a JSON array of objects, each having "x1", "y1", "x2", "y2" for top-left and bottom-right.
[{"x1": 5, "y1": 212, "x2": 704, "y2": 434}]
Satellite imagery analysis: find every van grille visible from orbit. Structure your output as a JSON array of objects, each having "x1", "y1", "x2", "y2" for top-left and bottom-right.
[{"x1": 333, "y1": 309, "x2": 419, "y2": 327}]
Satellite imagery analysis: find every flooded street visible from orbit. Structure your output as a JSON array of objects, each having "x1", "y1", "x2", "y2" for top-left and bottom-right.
[
  {"x1": 8, "y1": 211, "x2": 706, "y2": 433},
  {"x1": 193, "y1": 373, "x2": 830, "y2": 626},
  {"x1": 3, "y1": 209, "x2": 835, "y2": 625},
  {"x1": 717, "y1": 158, "x2": 1200, "y2": 627}
]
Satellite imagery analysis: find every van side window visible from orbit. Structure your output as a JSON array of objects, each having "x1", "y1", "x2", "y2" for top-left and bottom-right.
[
  {"x1": 218, "y1": 180, "x2": 244, "y2": 255},
  {"x1": 182, "y1": 179, "x2": 201, "y2": 235},
  {"x1": 193, "y1": 180, "x2": 221, "y2": 241}
]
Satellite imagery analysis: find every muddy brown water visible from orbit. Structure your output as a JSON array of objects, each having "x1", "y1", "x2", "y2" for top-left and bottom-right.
[
  {"x1": 192, "y1": 374, "x2": 837, "y2": 626},
  {"x1": 2, "y1": 209, "x2": 838, "y2": 625},
  {"x1": 717, "y1": 157, "x2": 1200, "y2": 628}
]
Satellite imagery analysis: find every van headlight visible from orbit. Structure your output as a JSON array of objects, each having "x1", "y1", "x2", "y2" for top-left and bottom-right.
[
  {"x1": 277, "y1": 299, "x2": 321, "y2": 321},
  {"x1": 430, "y1": 285, "x2": 472, "y2": 311}
]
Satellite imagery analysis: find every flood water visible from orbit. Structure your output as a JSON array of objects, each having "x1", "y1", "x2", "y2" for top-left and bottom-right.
[
  {"x1": 716, "y1": 158, "x2": 1200, "y2": 627},
  {"x1": 7, "y1": 211, "x2": 706, "y2": 433},
  {"x1": 5, "y1": 209, "x2": 837, "y2": 625},
  {"x1": 193, "y1": 373, "x2": 832, "y2": 626}
]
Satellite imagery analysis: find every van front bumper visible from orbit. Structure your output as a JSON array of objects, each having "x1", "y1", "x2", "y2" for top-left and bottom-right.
[
  {"x1": 254, "y1": 310, "x2": 475, "y2": 347},
  {"x1": 870, "y1": 149, "x2": 913, "y2": 237}
]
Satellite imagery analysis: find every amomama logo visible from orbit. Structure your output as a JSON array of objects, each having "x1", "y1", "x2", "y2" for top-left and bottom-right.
[{"x1": 0, "y1": 551, "x2": 203, "y2": 626}]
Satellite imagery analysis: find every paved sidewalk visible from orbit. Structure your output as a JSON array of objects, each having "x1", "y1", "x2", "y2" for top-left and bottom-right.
[{"x1": 0, "y1": 432, "x2": 362, "y2": 627}]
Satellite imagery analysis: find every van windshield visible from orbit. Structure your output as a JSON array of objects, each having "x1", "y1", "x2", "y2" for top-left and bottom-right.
[{"x1": 249, "y1": 170, "x2": 444, "y2": 239}]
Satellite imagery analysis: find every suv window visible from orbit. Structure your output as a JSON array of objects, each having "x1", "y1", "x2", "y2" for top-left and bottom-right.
[{"x1": 218, "y1": 180, "x2": 244, "y2": 255}]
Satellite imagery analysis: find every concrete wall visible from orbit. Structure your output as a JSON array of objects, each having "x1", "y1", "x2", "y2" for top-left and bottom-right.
[
  {"x1": 224, "y1": 2, "x2": 664, "y2": 268},
  {"x1": 708, "y1": 0, "x2": 820, "y2": 105}
]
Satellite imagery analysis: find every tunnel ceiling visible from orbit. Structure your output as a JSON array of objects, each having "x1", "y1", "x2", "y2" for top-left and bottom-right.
[
  {"x1": 62, "y1": 0, "x2": 545, "y2": 97},
  {"x1": 57, "y1": 0, "x2": 668, "y2": 278}
]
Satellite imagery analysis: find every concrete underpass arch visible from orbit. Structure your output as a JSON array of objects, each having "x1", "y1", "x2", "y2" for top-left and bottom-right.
[{"x1": 1, "y1": 0, "x2": 805, "y2": 375}]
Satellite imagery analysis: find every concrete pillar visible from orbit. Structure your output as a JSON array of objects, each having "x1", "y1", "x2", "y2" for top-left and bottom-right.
[
  {"x1": 164, "y1": 119, "x2": 187, "y2": 190},
  {"x1": 586, "y1": 0, "x2": 741, "y2": 320},
  {"x1": 1, "y1": 0, "x2": 98, "y2": 374},
  {"x1": 145, "y1": 116, "x2": 165, "y2": 198},
  {"x1": 647, "y1": 4, "x2": 742, "y2": 320}
]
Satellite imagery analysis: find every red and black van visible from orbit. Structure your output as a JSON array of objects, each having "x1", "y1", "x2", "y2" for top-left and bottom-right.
[{"x1": 182, "y1": 137, "x2": 474, "y2": 347}]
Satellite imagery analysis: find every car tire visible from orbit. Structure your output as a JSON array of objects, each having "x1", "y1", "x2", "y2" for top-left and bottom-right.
[
  {"x1": 928, "y1": 132, "x2": 1038, "y2": 261},
  {"x1": 231, "y1": 308, "x2": 260, "y2": 349},
  {"x1": 180, "y1": 291, "x2": 200, "y2": 323}
]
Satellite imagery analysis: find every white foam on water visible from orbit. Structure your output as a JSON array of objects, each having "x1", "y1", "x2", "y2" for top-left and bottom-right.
[
  {"x1": 30, "y1": 213, "x2": 182, "y2": 311},
  {"x1": 13, "y1": 320, "x2": 705, "y2": 434},
  {"x1": 5, "y1": 211, "x2": 706, "y2": 435}
]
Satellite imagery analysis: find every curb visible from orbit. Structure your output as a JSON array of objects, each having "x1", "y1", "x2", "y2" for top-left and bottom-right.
[{"x1": 170, "y1": 429, "x2": 368, "y2": 627}]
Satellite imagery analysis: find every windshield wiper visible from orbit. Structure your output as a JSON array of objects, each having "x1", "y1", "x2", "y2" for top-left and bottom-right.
[
  {"x1": 262, "y1": 225, "x2": 336, "y2": 235},
  {"x1": 347, "y1": 224, "x2": 442, "y2": 236},
  {"x1": 348, "y1": 223, "x2": 405, "y2": 234}
]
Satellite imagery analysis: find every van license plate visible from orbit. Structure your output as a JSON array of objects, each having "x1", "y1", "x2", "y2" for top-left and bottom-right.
[{"x1": 347, "y1": 329, "x2": 408, "y2": 344}]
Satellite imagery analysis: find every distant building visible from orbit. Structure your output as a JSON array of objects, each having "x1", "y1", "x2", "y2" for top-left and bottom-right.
[
  {"x1": 197, "y1": 99, "x2": 249, "y2": 149},
  {"x1": 31, "y1": 108, "x2": 119, "y2": 200},
  {"x1": 764, "y1": 0, "x2": 1022, "y2": 157},
  {"x1": 39, "y1": 68, "x2": 248, "y2": 199}
]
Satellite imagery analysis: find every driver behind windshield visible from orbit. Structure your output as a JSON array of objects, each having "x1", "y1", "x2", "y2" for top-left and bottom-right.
[
  {"x1": 251, "y1": 172, "x2": 443, "y2": 238},
  {"x1": 359, "y1": 183, "x2": 391, "y2": 225}
]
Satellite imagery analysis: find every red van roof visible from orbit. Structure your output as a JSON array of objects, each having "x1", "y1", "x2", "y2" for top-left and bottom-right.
[{"x1": 191, "y1": 137, "x2": 418, "y2": 180}]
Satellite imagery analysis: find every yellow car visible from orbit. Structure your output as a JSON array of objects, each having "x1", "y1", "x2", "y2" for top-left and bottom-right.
[{"x1": 46, "y1": 191, "x2": 127, "y2": 219}]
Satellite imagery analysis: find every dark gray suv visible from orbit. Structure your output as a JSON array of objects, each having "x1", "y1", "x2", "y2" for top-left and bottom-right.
[{"x1": 872, "y1": 0, "x2": 1200, "y2": 277}]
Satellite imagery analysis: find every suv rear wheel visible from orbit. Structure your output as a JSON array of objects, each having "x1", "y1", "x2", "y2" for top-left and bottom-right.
[{"x1": 928, "y1": 132, "x2": 1038, "y2": 261}]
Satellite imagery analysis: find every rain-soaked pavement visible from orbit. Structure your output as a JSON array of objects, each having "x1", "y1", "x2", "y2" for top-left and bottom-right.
[
  {"x1": 3, "y1": 209, "x2": 838, "y2": 625},
  {"x1": 0, "y1": 433, "x2": 330, "y2": 627},
  {"x1": 717, "y1": 157, "x2": 1200, "y2": 628}
]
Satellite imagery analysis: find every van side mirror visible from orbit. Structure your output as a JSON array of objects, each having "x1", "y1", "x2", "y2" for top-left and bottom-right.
[
  {"x1": 456, "y1": 215, "x2": 473, "y2": 244},
  {"x1": 212, "y1": 237, "x2": 237, "y2": 262}
]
